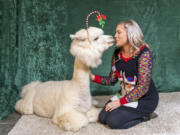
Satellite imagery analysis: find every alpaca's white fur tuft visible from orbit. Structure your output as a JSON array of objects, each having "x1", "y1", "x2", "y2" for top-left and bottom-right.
[{"x1": 15, "y1": 27, "x2": 114, "y2": 132}]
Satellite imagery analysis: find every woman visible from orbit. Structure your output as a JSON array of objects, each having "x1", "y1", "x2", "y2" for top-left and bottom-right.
[{"x1": 90, "y1": 20, "x2": 159, "y2": 129}]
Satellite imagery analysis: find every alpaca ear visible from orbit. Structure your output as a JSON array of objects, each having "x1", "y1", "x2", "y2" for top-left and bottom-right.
[
  {"x1": 70, "y1": 34, "x2": 76, "y2": 40},
  {"x1": 70, "y1": 34, "x2": 86, "y2": 41}
]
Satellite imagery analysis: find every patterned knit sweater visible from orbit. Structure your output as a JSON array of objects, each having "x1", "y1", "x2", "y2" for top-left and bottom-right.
[{"x1": 93, "y1": 45, "x2": 159, "y2": 113}]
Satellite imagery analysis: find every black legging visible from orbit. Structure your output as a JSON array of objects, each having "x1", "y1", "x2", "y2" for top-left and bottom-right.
[{"x1": 98, "y1": 102, "x2": 146, "y2": 129}]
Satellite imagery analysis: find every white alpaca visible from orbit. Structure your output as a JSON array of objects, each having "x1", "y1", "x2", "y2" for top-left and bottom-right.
[{"x1": 15, "y1": 27, "x2": 114, "y2": 132}]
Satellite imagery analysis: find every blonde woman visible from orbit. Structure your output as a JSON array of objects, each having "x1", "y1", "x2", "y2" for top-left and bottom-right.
[{"x1": 90, "y1": 20, "x2": 159, "y2": 129}]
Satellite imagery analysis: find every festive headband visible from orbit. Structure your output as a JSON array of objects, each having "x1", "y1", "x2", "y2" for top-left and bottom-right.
[
  {"x1": 86, "y1": 11, "x2": 106, "y2": 42},
  {"x1": 86, "y1": 11, "x2": 106, "y2": 29}
]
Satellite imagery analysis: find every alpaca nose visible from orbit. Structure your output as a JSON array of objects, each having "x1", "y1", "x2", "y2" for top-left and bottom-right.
[
  {"x1": 107, "y1": 36, "x2": 115, "y2": 45},
  {"x1": 110, "y1": 36, "x2": 114, "y2": 41}
]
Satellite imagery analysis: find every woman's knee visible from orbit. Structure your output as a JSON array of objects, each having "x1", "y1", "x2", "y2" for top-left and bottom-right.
[
  {"x1": 106, "y1": 115, "x2": 142, "y2": 129},
  {"x1": 98, "y1": 109, "x2": 107, "y2": 124},
  {"x1": 120, "y1": 119, "x2": 142, "y2": 129},
  {"x1": 106, "y1": 114, "x2": 121, "y2": 129}
]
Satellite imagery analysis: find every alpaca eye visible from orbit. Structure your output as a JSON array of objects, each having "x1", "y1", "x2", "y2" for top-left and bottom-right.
[{"x1": 94, "y1": 37, "x2": 99, "y2": 41}]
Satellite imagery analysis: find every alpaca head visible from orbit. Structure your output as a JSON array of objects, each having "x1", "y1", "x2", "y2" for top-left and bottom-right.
[{"x1": 70, "y1": 27, "x2": 114, "y2": 68}]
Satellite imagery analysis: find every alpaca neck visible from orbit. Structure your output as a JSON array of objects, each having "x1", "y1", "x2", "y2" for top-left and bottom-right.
[{"x1": 72, "y1": 57, "x2": 90, "y2": 85}]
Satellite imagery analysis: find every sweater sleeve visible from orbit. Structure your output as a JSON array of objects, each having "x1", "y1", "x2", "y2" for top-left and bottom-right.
[
  {"x1": 93, "y1": 54, "x2": 118, "y2": 86},
  {"x1": 120, "y1": 50, "x2": 152, "y2": 104}
]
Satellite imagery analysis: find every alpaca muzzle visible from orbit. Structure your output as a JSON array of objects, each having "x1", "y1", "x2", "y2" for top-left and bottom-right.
[{"x1": 107, "y1": 37, "x2": 115, "y2": 46}]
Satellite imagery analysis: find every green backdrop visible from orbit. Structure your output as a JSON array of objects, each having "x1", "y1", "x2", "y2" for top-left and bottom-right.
[{"x1": 0, "y1": 0, "x2": 180, "y2": 120}]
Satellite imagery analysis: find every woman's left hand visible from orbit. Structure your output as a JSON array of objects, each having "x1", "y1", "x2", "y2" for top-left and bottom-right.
[{"x1": 105, "y1": 100, "x2": 121, "y2": 112}]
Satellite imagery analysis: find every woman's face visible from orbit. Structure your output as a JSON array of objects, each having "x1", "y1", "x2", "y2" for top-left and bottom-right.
[{"x1": 114, "y1": 24, "x2": 129, "y2": 47}]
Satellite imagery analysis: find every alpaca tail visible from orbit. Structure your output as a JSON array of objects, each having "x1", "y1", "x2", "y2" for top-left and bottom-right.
[
  {"x1": 21, "y1": 81, "x2": 41, "y2": 98},
  {"x1": 15, "y1": 81, "x2": 41, "y2": 114}
]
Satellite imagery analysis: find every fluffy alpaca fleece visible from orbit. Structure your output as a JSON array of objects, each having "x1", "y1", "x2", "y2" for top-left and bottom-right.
[{"x1": 15, "y1": 27, "x2": 114, "y2": 132}]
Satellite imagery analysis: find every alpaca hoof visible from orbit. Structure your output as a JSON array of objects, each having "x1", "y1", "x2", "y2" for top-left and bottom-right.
[
  {"x1": 53, "y1": 112, "x2": 88, "y2": 132},
  {"x1": 86, "y1": 107, "x2": 100, "y2": 122},
  {"x1": 55, "y1": 118, "x2": 87, "y2": 132},
  {"x1": 58, "y1": 119, "x2": 81, "y2": 132}
]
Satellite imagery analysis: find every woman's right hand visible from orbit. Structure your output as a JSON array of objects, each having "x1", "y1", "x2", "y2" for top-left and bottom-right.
[{"x1": 90, "y1": 71, "x2": 95, "y2": 81}]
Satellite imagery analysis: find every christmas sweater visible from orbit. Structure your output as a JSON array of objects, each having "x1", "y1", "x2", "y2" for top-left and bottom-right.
[{"x1": 93, "y1": 45, "x2": 159, "y2": 113}]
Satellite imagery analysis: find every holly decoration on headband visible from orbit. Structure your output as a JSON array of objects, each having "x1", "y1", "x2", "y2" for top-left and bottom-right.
[
  {"x1": 96, "y1": 14, "x2": 106, "y2": 28},
  {"x1": 86, "y1": 11, "x2": 107, "y2": 30},
  {"x1": 86, "y1": 11, "x2": 106, "y2": 42}
]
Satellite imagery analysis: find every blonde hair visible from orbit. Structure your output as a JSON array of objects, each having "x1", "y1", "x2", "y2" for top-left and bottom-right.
[{"x1": 118, "y1": 20, "x2": 149, "y2": 55}]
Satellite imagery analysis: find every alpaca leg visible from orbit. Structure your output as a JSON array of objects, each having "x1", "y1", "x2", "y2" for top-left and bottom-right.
[
  {"x1": 53, "y1": 110, "x2": 88, "y2": 132},
  {"x1": 86, "y1": 106, "x2": 101, "y2": 123},
  {"x1": 15, "y1": 82, "x2": 38, "y2": 114}
]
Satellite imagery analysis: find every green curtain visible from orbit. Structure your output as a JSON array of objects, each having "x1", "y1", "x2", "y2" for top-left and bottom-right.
[
  {"x1": 67, "y1": 0, "x2": 180, "y2": 95},
  {"x1": 0, "y1": 0, "x2": 180, "y2": 120},
  {"x1": 0, "y1": 0, "x2": 70, "y2": 120}
]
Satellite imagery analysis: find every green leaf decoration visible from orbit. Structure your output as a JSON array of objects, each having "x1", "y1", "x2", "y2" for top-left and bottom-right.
[{"x1": 99, "y1": 20, "x2": 105, "y2": 28}]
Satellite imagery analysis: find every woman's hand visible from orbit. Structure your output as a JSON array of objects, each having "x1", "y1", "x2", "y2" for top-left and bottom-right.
[
  {"x1": 89, "y1": 71, "x2": 95, "y2": 80},
  {"x1": 105, "y1": 100, "x2": 121, "y2": 112}
]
